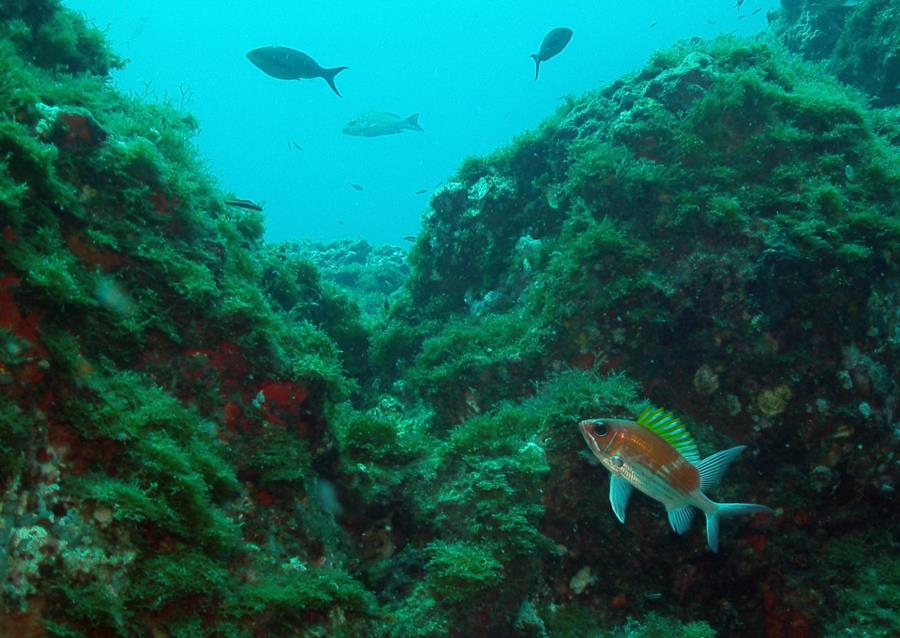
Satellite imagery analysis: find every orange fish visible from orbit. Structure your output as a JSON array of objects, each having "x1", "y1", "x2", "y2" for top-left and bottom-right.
[{"x1": 580, "y1": 407, "x2": 772, "y2": 552}]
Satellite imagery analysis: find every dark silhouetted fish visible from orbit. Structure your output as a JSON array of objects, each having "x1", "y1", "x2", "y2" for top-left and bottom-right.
[
  {"x1": 351, "y1": 183, "x2": 364, "y2": 191},
  {"x1": 415, "y1": 189, "x2": 428, "y2": 195},
  {"x1": 225, "y1": 198, "x2": 263, "y2": 212},
  {"x1": 343, "y1": 112, "x2": 423, "y2": 137},
  {"x1": 531, "y1": 27, "x2": 573, "y2": 80},
  {"x1": 246, "y1": 46, "x2": 348, "y2": 96}
]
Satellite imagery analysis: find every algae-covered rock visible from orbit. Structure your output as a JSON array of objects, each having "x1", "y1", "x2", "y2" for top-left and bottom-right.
[
  {"x1": 2, "y1": 1, "x2": 899, "y2": 636},
  {"x1": 371, "y1": 34, "x2": 899, "y2": 637},
  {"x1": 0, "y1": 2, "x2": 377, "y2": 635},
  {"x1": 774, "y1": 0, "x2": 900, "y2": 106}
]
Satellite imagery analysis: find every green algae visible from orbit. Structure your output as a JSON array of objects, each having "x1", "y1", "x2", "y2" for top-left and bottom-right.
[
  {"x1": 425, "y1": 541, "x2": 503, "y2": 603},
  {"x1": 822, "y1": 532, "x2": 900, "y2": 637},
  {"x1": 366, "y1": 33, "x2": 898, "y2": 637},
  {"x1": 1, "y1": 3, "x2": 898, "y2": 637},
  {"x1": 0, "y1": 2, "x2": 379, "y2": 634}
]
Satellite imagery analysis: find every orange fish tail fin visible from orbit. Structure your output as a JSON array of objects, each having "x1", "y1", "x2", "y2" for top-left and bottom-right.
[{"x1": 705, "y1": 502, "x2": 774, "y2": 552}]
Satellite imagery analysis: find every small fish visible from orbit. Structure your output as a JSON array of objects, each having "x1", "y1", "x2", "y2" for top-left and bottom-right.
[
  {"x1": 531, "y1": 27, "x2": 573, "y2": 80},
  {"x1": 351, "y1": 183, "x2": 364, "y2": 191},
  {"x1": 290, "y1": 141, "x2": 304, "y2": 151},
  {"x1": 735, "y1": 0, "x2": 744, "y2": 8},
  {"x1": 246, "y1": 46, "x2": 348, "y2": 97},
  {"x1": 649, "y1": 21, "x2": 658, "y2": 28},
  {"x1": 343, "y1": 112, "x2": 424, "y2": 137},
  {"x1": 415, "y1": 189, "x2": 428, "y2": 195},
  {"x1": 225, "y1": 198, "x2": 263, "y2": 212},
  {"x1": 337, "y1": 220, "x2": 346, "y2": 225},
  {"x1": 751, "y1": 7, "x2": 762, "y2": 15},
  {"x1": 402, "y1": 235, "x2": 416, "y2": 242},
  {"x1": 579, "y1": 407, "x2": 773, "y2": 552}
]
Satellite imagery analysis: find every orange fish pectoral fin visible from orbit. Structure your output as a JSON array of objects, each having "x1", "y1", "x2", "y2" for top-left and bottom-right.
[
  {"x1": 666, "y1": 506, "x2": 696, "y2": 535},
  {"x1": 609, "y1": 474, "x2": 633, "y2": 524}
]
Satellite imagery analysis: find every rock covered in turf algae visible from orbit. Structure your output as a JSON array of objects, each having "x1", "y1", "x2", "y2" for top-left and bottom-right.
[
  {"x1": 285, "y1": 238, "x2": 410, "y2": 315},
  {"x1": 0, "y1": 2, "x2": 376, "y2": 635},
  {"x1": 773, "y1": 0, "x2": 900, "y2": 106},
  {"x1": 379, "y1": 35, "x2": 898, "y2": 636}
]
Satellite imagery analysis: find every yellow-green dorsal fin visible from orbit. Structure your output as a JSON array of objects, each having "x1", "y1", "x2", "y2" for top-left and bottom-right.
[{"x1": 636, "y1": 406, "x2": 700, "y2": 465}]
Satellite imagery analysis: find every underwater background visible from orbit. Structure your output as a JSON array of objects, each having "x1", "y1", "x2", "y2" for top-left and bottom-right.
[
  {"x1": 65, "y1": 0, "x2": 776, "y2": 245},
  {"x1": 0, "y1": 0, "x2": 898, "y2": 637}
]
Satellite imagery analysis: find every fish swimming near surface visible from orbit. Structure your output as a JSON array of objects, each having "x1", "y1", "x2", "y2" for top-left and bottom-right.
[
  {"x1": 342, "y1": 112, "x2": 424, "y2": 137},
  {"x1": 531, "y1": 27, "x2": 573, "y2": 80},
  {"x1": 579, "y1": 407, "x2": 773, "y2": 552},
  {"x1": 350, "y1": 183, "x2": 364, "y2": 191},
  {"x1": 246, "y1": 46, "x2": 348, "y2": 96}
]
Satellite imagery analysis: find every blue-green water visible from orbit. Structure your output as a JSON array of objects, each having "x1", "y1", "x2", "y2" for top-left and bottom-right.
[{"x1": 66, "y1": 0, "x2": 776, "y2": 245}]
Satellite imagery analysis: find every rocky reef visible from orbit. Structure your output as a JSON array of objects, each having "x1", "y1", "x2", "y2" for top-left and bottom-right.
[
  {"x1": 286, "y1": 239, "x2": 409, "y2": 317},
  {"x1": 1, "y1": 1, "x2": 899, "y2": 637},
  {"x1": 1, "y1": 1, "x2": 374, "y2": 635},
  {"x1": 772, "y1": 0, "x2": 900, "y2": 106},
  {"x1": 370, "y1": 31, "x2": 899, "y2": 637}
]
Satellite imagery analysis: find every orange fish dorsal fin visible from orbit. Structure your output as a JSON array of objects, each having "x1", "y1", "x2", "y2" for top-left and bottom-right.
[{"x1": 636, "y1": 407, "x2": 701, "y2": 465}]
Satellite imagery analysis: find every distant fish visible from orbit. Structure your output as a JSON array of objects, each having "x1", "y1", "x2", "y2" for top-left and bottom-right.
[
  {"x1": 342, "y1": 112, "x2": 424, "y2": 137},
  {"x1": 290, "y1": 141, "x2": 303, "y2": 151},
  {"x1": 415, "y1": 189, "x2": 428, "y2": 195},
  {"x1": 751, "y1": 7, "x2": 763, "y2": 15},
  {"x1": 246, "y1": 46, "x2": 348, "y2": 97},
  {"x1": 126, "y1": 16, "x2": 149, "y2": 45},
  {"x1": 531, "y1": 27, "x2": 573, "y2": 80},
  {"x1": 225, "y1": 198, "x2": 263, "y2": 212},
  {"x1": 351, "y1": 183, "x2": 364, "y2": 191},
  {"x1": 649, "y1": 21, "x2": 658, "y2": 28},
  {"x1": 402, "y1": 235, "x2": 417, "y2": 242}
]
